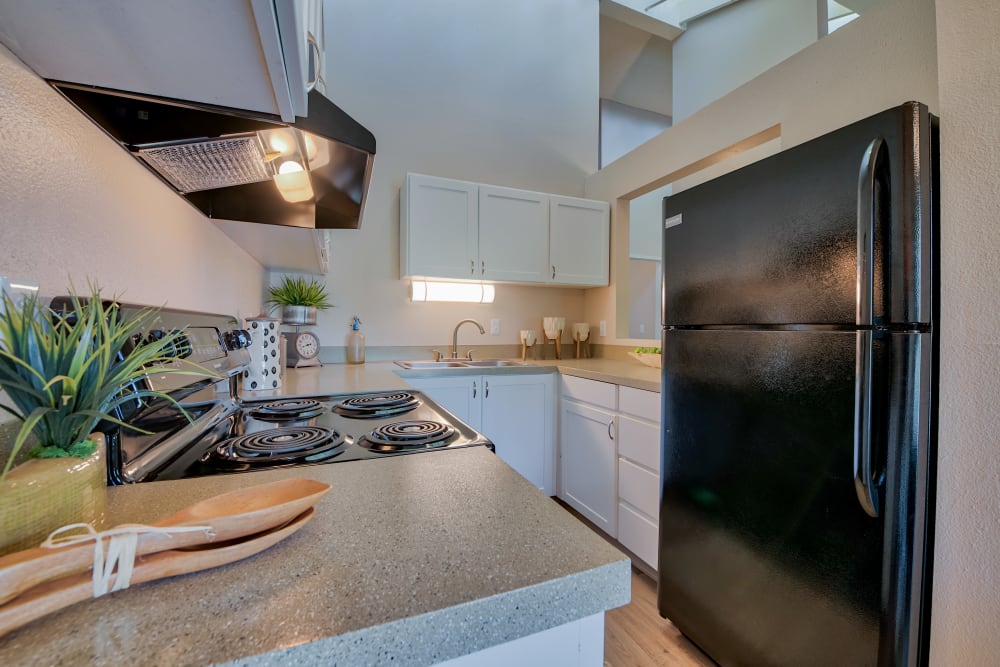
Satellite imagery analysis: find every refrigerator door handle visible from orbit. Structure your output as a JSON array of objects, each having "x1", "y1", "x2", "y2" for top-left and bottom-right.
[
  {"x1": 853, "y1": 329, "x2": 880, "y2": 518},
  {"x1": 856, "y1": 136, "x2": 885, "y2": 326},
  {"x1": 854, "y1": 136, "x2": 887, "y2": 519}
]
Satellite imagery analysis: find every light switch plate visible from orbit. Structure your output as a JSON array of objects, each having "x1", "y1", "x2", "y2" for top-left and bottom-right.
[
  {"x1": 599, "y1": 320, "x2": 607, "y2": 337},
  {"x1": 490, "y1": 318, "x2": 500, "y2": 336}
]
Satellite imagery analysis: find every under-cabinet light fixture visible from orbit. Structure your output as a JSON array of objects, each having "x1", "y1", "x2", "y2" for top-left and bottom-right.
[{"x1": 410, "y1": 280, "x2": 495, "y2": 304}]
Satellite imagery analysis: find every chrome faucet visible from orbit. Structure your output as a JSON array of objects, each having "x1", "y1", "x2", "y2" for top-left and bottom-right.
[{"x1": 451, "y1": 318, "x2": 485, "y2": 358}]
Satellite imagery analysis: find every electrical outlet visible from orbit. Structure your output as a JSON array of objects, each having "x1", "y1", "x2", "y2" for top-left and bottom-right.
[
  {"x1": 599, "y1": 320, "x2": 607, "y2": 337},
  {"x1": 639, "y1": 323, "x2": 646, "y2": 334},
  {"x1": 490, "y1": 318, "x2": 501, "y2": 336}
]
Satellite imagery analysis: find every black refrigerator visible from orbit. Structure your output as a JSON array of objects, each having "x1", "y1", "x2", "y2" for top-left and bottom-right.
[{"x1": 657, "y1": 101, "x2": 937, "y2": 667}]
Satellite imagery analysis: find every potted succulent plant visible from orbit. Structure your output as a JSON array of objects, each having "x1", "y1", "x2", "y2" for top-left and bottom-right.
[
  {"x1": 0, "y1": 286, "x2": 206, "y2": 553},
  {"x1": 266, "y1": 275, "x2": 333, "y2": 325}
]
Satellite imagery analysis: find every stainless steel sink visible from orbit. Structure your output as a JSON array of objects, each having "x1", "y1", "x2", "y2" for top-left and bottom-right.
[
  {"x1": 394, "y1": 360, "x2": 469, "y2": 369},
  {"x1": 394, "y1": 359, "x2": 528, "y2": 370},
  {"x1": 461, "y1": 360, "x2": 527, "y2": 367}
]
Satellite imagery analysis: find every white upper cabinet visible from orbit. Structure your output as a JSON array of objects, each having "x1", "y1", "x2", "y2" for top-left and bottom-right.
[
  {"x1": 478, "y1": 185, "x2": 550, "y2": 283},
  {"x1": 549, "y1": 195, "x2": 611, "y2": 286},
  {"x1": 273, "y1": 0, "x2": 326, "y2": 113},
  {"x1": 0, "y1": 0, "x2": 322, "y2": 122},
  {"x1": 400, "y1": 173, "x2": 479, "y2": 280},
  {"x1": 401, "y1": 173, "x2": 610, "y2": 287}
]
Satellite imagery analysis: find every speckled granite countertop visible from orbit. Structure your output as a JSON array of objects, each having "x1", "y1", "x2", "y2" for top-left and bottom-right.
[
  {"x1": 240, "y1": 357, "x2": 660, "y2": 401},
  {"x1": 0, "y1": 360, "x2": 643, "y2": 664},
  {"x1": 0, "y1": 448, "x2": 630, "y2": 666},
  {"x1": 538, "y1": 358, "x2": 661, "y2": 392}
]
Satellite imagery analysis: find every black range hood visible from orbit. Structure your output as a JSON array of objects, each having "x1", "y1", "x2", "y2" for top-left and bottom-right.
[{"x1": 51, "y1": 81, "x2": 375, "y2": 230}]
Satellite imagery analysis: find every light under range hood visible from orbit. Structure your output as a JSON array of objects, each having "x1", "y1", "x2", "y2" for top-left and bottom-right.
[{"x1": 51, "y1": 81, "x2": 375, "y2": 230}]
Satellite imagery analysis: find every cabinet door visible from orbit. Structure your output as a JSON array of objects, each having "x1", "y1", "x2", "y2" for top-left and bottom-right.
[
  {"x1": 274, "y1": 0, "x2": 322, "y2": 116},
  {"x1": 617, "y1": 415, "x2": 660, "y2": 473},
  {"x1": 0, "y1": 1, "x2": 298, "y2": 121},
  {"x1": 549, "y1": 195, "x2": 610, "y2": 286},
  {"x1": 481, "y1": 374, "x2": 555, "y2": 495},
  {"x1": 560, "y1": 400, "x2": 617, "y2": 536},
  {"x1": 478, "y1": 185, "x2": 550, "y2": 283},
  {"x1": 618, "y1": 503, "x2": 658, "y2": 569},
  {"x1": 401, "y1": 174, "x2": 479, "y2": 280},
  {"x1": 404, "y1": 376, "x2": 482, "y2": 430}
]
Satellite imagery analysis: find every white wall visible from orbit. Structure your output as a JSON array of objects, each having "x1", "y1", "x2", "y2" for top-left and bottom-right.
[
  {"x1": 310, "y1": 0, "x2": 596, "y2": 349},
  {"x1": 584, "y1": 0, "x2": 938, "y2": 345},
  {"x1": 628, "y1": 184, "x2": 668, "y2": 260},
  {"x1": 0, "y1": 44, "x2": 265, "y2": 315},
  {"x1": 930, "y1": 1, "x2": 1000, "y2": 663},
  {"x1": 672, "y1": 0, "x2": 820, "y2": 122},
  {"x1": 600, "y1": 99, "x2": 672, "y2": 168},
  {"x1": 600, "y1": 14, "x2": 673, "y2": 117}
]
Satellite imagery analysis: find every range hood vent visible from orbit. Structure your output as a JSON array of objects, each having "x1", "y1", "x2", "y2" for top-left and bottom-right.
[
  {"x1": 51, "y1": 82, "x2": 375, "y2": 230},
  {"x1": 137, "y1": 135, "x2": 271, "y2": 193}
]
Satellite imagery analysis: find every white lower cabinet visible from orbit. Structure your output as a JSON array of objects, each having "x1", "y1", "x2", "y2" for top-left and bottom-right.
[
  {"x1": 616, "y1": 386, "x2": 662, "y2": 570},
  {"x1": 559, "y1": 377, "x2": 662, "y2": 570},
  {"x1": 405, "y1": 373, "x2": 555, "y2": 495},
  {"x1": 560, "y1": 398, "x2": 617, "y2": 536},
  {"x1": 617, "y1": 504, "x2": 658, "y2": 570}
]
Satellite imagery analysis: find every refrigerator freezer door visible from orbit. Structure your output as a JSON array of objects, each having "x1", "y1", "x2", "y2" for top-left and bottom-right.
[
  {"x1": 661, "y1": 102, "x2": 933, "y2": 328},
  {"x1": 658, "y1": 329, "x2": 885, "y2": 666}
]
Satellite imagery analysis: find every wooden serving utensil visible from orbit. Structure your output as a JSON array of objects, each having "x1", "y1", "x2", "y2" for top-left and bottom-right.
[
  {"x1": 0, "y1": 507, "x2": 315, "y2": 639},
  {"x1": 0, "y1": 478, "x2": 329, "y2": 605}
]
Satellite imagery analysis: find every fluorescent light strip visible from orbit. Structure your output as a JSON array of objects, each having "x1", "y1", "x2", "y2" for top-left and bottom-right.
[{"x1": 410, "y1": 281, "x2": 495, "y2": 304}]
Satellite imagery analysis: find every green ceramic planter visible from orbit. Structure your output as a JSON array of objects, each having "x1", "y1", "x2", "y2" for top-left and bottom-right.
[{"x1": 0, "y1": 433, "x2": 106, "y2": 555}]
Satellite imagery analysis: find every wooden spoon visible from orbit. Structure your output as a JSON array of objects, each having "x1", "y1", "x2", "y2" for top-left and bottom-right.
[
  {"x1": 0, "y1": 507, "x2": 314, "y2": 638},
  {"x1": 0, "y1": 477, "x2": 329, "y2": 605}
]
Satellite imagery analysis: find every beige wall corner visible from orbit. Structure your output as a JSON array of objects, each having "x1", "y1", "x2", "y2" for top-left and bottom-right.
[{"x1": 930, "y1": 1, "x2": 1000, "y2": 664}]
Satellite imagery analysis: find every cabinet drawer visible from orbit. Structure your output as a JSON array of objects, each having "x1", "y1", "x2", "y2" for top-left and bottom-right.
[
  {"x1": 618, "y1": 457, "x2": 659, "y2": 517},
  {"x1": 560, "y1": 375, "x2": 616, "y2": 409},
  {"x1": 617, "y1": 416, "x2": 660, "y2": 473},
  {"x1": 618, "y1": 386, "x2": 660, "y2": 422},
  {"x1": 618, "y1": 503, "x2": 658, "y2": 570}
]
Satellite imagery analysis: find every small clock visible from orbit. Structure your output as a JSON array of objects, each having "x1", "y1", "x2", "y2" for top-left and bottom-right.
[{"x1": 285, "y1": 331, "x2": 322, "y2": 368}]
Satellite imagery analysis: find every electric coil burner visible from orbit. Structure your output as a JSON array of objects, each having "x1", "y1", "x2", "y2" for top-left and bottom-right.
[
  {"x1": 106, "y1": 307, "x2": 494, "y2": 484},
  {"x1": 213, "y1": 426, "x2": 346, "y2": 468},
  {"x1": 334, "y1": 391, "x2": 420, "y2": 418},
  {"x1": 359, "y1": 420, "x2": 457, "y2": 452},
  {"x1": 249, "y1": 398, "x2": 324, "y2": 421}
]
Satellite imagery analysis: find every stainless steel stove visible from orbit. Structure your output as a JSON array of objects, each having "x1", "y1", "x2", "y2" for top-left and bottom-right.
[{"x1": 104, "y1": 307, "x2": 492, "y2": 485}]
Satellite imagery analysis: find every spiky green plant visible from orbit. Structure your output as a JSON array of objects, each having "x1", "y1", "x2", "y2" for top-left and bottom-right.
[
  {"x1": 266, "y1": 276, "x2": 333, "y2": 310},
  {"x1": 0, "y1": 287, "x2": 213, "y2": 482}
]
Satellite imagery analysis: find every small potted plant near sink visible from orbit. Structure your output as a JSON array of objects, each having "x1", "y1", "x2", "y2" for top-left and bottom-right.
[
  {"x1": 266, "y1": 275, "x2": 333, "y2": 325},
  {"x1": 0, "y1": 286, "x2": 206, "y2": 554}
]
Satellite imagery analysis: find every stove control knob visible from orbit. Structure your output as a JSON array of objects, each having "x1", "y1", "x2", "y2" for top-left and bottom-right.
[{"x1": 223, "y1": 329, "x2": 252, "y2": 351}]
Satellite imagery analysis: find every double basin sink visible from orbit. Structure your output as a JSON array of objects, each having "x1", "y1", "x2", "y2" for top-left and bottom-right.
[{"x1": 395, "y1": 359, "x2": 528, "y2": 370}]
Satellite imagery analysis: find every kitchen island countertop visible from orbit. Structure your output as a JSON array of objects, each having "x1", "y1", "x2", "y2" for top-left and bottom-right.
[{"x1": 0, "y1": 447, "x2": 630, "y2": 665}]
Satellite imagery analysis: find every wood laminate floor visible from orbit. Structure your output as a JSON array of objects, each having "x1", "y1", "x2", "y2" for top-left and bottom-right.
[
  {"x1": 604, "y1": 568, "x2": 715, "y2": 667},
  {"x1": 552, "y1": 499, "x2": 714, "y2": 666}
]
